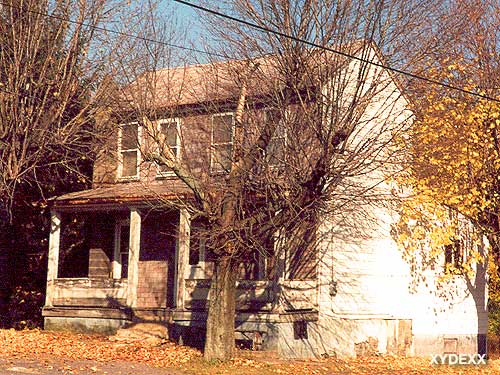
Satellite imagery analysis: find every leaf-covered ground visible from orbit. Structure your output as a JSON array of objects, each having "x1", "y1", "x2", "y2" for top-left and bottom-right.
[{"x1": 0, "y1": 329, "x2": 498, "y2": 375}]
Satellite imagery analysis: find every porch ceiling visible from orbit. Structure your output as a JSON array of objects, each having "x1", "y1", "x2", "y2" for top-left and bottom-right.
[{"x1": 50, "y1": 182, "x2": 191, "y2": 208}]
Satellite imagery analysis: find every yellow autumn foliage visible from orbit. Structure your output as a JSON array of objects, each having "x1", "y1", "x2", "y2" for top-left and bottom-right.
[{"x1": 395, "y1": 59, "x2": 499, "y2": 284}]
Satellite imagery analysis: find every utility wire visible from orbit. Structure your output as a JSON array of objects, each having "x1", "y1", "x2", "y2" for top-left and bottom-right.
[
  {"x1": 0, "y1": 1, "x2": 226, "y2": 59},
  {"x1": 173, "y1": 0, "x2": 500, "y2": 104},
  {"x1": 0, "y1": 0, "x2": 498, "y2": 103}
]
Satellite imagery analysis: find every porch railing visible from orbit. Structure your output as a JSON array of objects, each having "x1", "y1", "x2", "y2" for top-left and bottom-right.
[
  {"x1": 184, "y1": 279, "x2": 318, "y2": 311},
  {"x1": 51, "y1": 278, "x2": 128, "y2": 308}
]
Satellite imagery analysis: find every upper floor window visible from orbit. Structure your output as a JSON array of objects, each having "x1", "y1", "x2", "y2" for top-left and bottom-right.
[
  {"x1": 118, "y1": 122, "x2": 140, "y2": 179},
  {"x1": 211, "y1": 113, "x2": 234, "y2": 172},
  {"x1": 156, "y1": 118, "x2": 181, "y2": 177},
  {"x1": 264, "y1": 108, "x2": 286, "y2": 166}
]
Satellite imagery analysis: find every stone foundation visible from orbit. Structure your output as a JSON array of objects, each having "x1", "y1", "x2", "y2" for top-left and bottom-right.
[
  {"x1": 278, "y1": 316, "x2": 412, "y2": 358},
  {"x1": 44, "y1": 316, "x2": 128, "y2": 335}
]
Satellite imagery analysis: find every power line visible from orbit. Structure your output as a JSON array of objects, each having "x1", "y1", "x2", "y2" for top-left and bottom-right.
[
  {"x1": 1, "y1": 0, "x2": 498, "y2": 104},
  {"x1": 0, "y1": 1, "x2": 226, "y2": 59},
  {"x1": 173, "y1": 0, "x2": 500, "y2": 104}
]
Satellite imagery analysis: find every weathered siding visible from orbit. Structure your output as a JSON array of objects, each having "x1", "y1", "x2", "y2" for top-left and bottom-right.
[
  {"x1": 279, "y1": 48, "x2": 485, "y2": 358},
  {"x1": 184, "y1": 279, "x2": 277, "y2": 311},
  {"x1": 137, "y1": 261, "x2": 168, "y2": 308},
  {"x1": 88, "y1": 248, "x2": 111, "y2": 278},
  {"x1": 92, "y1": 112, "x2": 215, "y2": 188},
  {"x1": 51, "y1": 278, "x2": 128, "y2": 308},
  {"x1": 139, "y1": 211, "x2": 178, "y2": 307},
  {"x1": 312, "y1": 200, "x2": 487, "y2": 358}
]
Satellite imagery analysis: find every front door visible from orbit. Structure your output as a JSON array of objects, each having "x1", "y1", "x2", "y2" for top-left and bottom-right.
[{"x1": 138, "y1": 211, "x2": 178, "y2": 308}]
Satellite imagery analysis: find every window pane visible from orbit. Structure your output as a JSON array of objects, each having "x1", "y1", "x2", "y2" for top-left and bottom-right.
[
  {"x1": 121, "y1": 253, "x2": 129, "y2": 279},
  {"x1": 238, "y1": 251, "x2": 259, "y2": 280},
  {"x1": 190, "y1": 219, "x2": 208, "y2": 265},
  {"x1": 158, "y1": 146, "x2": 178, "y2": 174},
  {"x1": 213, "y1": 115, "x2": 233, "y2": 143},
  {"x1": 212, "y1": 144, "x2": 232, "y2": 171},
  {"x1": 189, "y1": 237, "x2": 200, "y2": 265},
  {"x1": 121, "y1": 151, "x2": 138, "y2": 177},
  {"x1": 120, "y1": 225, "x2": 130, "y2": 279},
  {"x1": 160, "y1": 121, "x2": 178, "y2": 147},
  {"x1": 121, "y1": 124, "x2": 138, "y2": 150}
]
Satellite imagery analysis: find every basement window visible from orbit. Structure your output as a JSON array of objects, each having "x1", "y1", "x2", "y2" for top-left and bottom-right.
[{"x1": 293, "y1": 320, "x2": 308, "y2": 340}]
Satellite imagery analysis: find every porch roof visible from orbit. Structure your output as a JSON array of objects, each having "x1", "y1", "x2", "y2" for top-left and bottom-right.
[{"x1": 51, "y1": 182, "x2": 191, "y2": 208}]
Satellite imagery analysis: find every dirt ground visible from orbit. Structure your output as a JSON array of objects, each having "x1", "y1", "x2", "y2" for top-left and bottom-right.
[{"x1": 0, "y1": 329, "x2": 498, "y2": 375}]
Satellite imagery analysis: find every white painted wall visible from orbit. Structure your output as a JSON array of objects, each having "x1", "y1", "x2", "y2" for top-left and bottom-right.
[{"x1": 292, "y1": 45, "x2": 488, "y2": 358}]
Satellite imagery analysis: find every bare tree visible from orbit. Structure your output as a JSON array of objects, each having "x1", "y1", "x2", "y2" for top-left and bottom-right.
[
  {"x1": 107, "y1": 0, "x2": 425, "y2": 361},
  {"x1": 0, "y1": 0, "x2": 125, "y2": 220}
]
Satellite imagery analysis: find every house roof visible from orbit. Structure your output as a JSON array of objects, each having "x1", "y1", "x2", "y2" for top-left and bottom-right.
[
  {"x1": 118, "y1": 44, "x2": 364, "y2": 111},
  {"x1": 120, "y1": 57, "x2": 279, "y2": 110},
  {"x1": 51, "y1": 181, "x2": 191, "y2": 208}
]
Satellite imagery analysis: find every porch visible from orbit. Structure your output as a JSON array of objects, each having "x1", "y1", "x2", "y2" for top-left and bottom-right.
[{"x1": 42, "y1": 189, "x2": 319, "y2": 346}]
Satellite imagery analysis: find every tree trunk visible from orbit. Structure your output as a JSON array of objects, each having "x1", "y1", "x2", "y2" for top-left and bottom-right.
[{"x1": 204, "y1": 255, "x2": 237, "y2": 361}]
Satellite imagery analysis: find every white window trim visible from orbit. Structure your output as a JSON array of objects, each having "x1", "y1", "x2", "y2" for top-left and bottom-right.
[
  {"x1": 112, "y1": 219, "x2": 130, "y2": 280},
  {"x1": 188, "y1": 224, "x2": 212, "y2": 279},
  {"x1": 155, "y1": 118, "x2": 181, "y2": 178},
  {"x1": 189, "y1": 225, "x2": 208, "y2": 267},
  {"x1": 117, "y1": 122, "x2": 142, "y2": 180},
  {"x1": 210, "y1": 112, "x2": 235, "y2": 173}
]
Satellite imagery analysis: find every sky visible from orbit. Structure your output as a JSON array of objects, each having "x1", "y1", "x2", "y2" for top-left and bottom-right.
[
  {"x1": 164, "y1": 1, "x2": 214, "y2": 63},
  {"x1": 173, "y1": 0, "x2": 199, "y2": 23}
]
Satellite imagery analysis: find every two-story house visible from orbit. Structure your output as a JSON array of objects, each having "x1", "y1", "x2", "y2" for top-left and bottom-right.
[{"x1": 42, "y1": 45, "x2": 487, "y2": 358}]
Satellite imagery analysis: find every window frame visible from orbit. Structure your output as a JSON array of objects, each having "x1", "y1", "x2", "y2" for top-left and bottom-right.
[
  {"x1": 188, "y1": 219, "x2": 215, "y2": 279},
  {"x1": 210, "y1": 112, "x2": 235, "y2": 173},
  {"x1": 117, "y1": 122, "x2": 142, "y2": 180},
  {"x1": 263, "y1": 107, "x2": 287, "y2": 167},
  {"x1": 155, "y1": 118, "x2": 181, "y2": 178},
  {"x1": 237, "y1": 232, "x2": 276, "y2": 281}
]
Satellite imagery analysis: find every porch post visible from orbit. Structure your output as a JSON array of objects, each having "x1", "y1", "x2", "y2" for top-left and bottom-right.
[
  {"x1": 127, "y1": 208, "x2": 141, "y2": 307},
  {"x1": 175, "y1": 208, "x2": 190, "y2": 309},
  {"x1": 45, "y1": 210, "x2": 61, "y2": 307}
]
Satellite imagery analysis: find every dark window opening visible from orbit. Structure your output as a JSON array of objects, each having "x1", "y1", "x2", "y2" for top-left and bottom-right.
[
  {"x1": 238, "y1": 251, "x2": 260, "y2": 280},
  {"x1": 287, "y1": 219, "x2": 318, "y2": 280},
  {"x1": 293, "y1": 320, "x2": 308, "y2": 340},
  {"x1": 58, "y1": 213, "x2": 90, "y2": 278},
  {"x1": 238, "y1": 232, "x2": 275, "y2": 281},
  {"x1": 189, "y1": 222, "x2": 203, "y2": 265},
  {"x1": 444, "y1": 239, "x2": 463, "y2": 270},
  {"x1": 118, "y1": 224, "x2": 130, "y2": 279}
]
